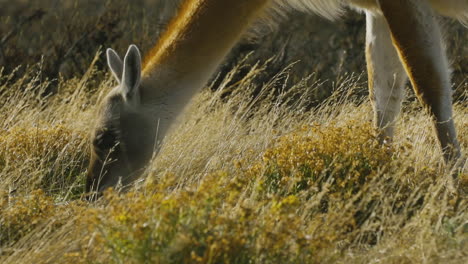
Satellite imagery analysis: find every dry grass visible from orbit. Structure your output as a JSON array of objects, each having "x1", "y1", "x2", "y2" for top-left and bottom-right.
[{"x1": 0, "y1": 58, "x2": 466, "y2": 263}]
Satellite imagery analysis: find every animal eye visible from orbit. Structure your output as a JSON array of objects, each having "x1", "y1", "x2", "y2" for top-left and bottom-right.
[{"x1": 93, "y1": 130, "x2": 118, "y2": 150}]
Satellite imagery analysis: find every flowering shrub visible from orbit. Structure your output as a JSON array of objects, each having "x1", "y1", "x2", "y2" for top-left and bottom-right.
[{"x1": 259, "y1": 122, "x2": 390, "y2": 198}]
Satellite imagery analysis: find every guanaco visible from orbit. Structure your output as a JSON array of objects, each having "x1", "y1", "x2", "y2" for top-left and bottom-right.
[{"x1": 87, "y1": 0, "x2": 467, "y2": 193}]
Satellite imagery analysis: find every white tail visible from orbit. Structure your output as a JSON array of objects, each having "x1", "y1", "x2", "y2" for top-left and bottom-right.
[{"x1": 86, "y1": 0, "x2": 465, "y2": 194}]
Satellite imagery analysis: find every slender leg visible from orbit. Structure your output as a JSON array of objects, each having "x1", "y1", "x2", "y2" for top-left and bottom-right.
[
  {"x1": 365, "y1": 12, "x2": 408, "y2": 142},
  {"x1": 378, "y1": 0, "x2": 461, "y2": 163}
]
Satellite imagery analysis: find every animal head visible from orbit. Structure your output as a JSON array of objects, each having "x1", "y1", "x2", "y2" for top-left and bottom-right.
[{"x1": 86, "y1": 45, "x2": 157, "y2": 194}]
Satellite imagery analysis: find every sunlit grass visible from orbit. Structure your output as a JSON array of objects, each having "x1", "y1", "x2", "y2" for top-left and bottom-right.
[{"x1": 0, "y1": 57, "x2": 466, "y2": 263}]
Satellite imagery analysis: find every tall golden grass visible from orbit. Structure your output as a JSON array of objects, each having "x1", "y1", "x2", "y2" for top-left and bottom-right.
[{"x1": 0, "y1": 54, "x2": 466, "y2": 263}]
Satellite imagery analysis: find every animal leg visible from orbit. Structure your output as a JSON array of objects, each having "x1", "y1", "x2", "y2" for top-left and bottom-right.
[
  {"x1": 365, "y1": 11, "x2": 408, "y2": 142},
  {"x1": 378, "y1": 0, "x2": 461, "y2": 163}
]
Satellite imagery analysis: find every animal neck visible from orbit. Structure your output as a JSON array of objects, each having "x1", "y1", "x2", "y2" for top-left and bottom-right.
[{"x1": 140, "y1": 0, "x2": 269, "y2": 105}]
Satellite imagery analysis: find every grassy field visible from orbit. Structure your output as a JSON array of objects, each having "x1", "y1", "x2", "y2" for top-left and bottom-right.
[{"x1": 1, "y1": 1, "x2": 467, "y2": 263}]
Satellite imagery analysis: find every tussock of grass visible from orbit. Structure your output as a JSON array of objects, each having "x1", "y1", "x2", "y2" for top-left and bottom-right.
[
  {"x1": 0, "y1": 125, "x2": 87, "y2": 192},
  {"x1": 0, "y1": 59, "x2": 466, "y2": 263}
]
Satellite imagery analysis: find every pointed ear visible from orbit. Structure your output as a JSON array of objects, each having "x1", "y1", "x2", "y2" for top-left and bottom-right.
[
  {"x1": 106, "y1": 48, "x2": 123, "y2": 83},
  {"x1": 121, "y1": 44, "x2": 142, "y2": 102}
]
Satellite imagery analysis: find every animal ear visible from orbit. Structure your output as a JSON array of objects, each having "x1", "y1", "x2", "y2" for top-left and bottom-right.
[
  {"x1": 121, "y1": 44, "x2": 142, "y2": 103},
  {"x1": 106, "y1": 48, "x2": 123, "y2": 84}
]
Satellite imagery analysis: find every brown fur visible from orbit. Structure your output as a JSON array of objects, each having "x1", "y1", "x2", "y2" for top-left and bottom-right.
[
  {"x1": 143, "y1": 0, "x2": 269, "y2": 75},
  {"x1": 378, "y1": 0, "x2": 460, "y2": 161}
]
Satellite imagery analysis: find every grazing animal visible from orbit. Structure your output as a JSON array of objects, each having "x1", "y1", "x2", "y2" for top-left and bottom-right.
[{"x1": 86, "y1": 0, "x2": 466, "y2": 193}]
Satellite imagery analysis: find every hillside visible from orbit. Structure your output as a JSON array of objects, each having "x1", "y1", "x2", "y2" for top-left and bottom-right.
[{"x1": 0, "y1": 1, "x2": 467, "y2": 263}]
